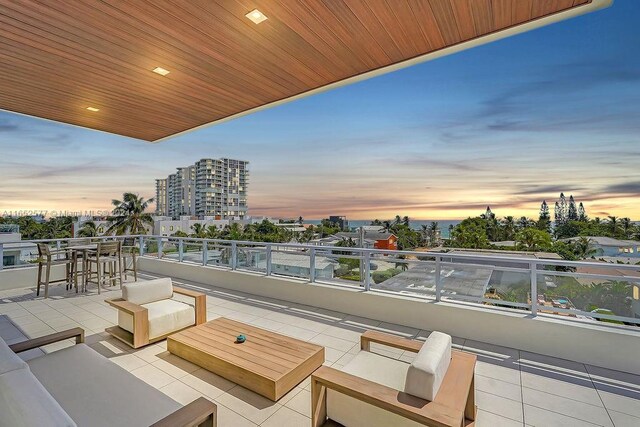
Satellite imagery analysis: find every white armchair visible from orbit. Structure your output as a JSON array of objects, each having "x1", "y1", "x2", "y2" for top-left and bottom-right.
[
  {"x1": 311, "y1": 330, "x2": 476, "y2": 427},
  {"x1": 105, "y1": 278, "x2": 206, "y2": 348}
]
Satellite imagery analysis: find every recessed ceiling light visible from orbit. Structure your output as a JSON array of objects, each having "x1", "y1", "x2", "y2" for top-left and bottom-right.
[
  {"x1": 152, "y1": 67, "x2": 170, "y2": 76},
  {"x1": 86, "y1": 106, "x2": 100, "y2": 112},
  {"x1": 246, "y1": 9, "x2": 267, "y2": 24}
]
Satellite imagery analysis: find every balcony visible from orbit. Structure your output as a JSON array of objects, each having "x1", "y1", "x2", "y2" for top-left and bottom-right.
[
  {"x1": 0, "y1": 1, "x2": 627, "y2": 424},
  {"x1": 1, "y1": 235, "x2": 639, "y2": 426}
]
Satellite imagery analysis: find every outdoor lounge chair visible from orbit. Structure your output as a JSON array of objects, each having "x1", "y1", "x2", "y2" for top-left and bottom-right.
[
  {"x1": 105, "y1": 278, "x2": 206, "y2": 348},
  {"x1": 311, "y1": 330, "x2": 476, "y2": 427},
  {"x1": 0, "y1": 328, "x2": 216, "y2": 427}
]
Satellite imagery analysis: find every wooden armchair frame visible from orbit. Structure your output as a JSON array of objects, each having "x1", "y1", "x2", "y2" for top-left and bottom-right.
[
  {"x1": 9, "y1": 328, "x2": 216, "y2": 427},
  {"x1": 311, "y1": 330, "x2": 476, "y2": 427},
  {"x1": 105, "y1": 286, "x2": 207, "y2": 348}
]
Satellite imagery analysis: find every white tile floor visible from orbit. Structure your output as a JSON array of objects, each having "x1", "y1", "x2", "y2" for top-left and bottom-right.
[{"x1": 1, "y1": 272, "x2": 639, "y2": 427}]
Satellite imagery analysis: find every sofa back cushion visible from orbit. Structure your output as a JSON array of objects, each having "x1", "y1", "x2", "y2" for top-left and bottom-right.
[
  {"x1": 404, "y1": 331, "x2": 451, "y2": 401},
  {"x1": 122, "y1": 278, "x2": 173, "y2": 305},
  {"x1": 0, "y1": 366, "x2": 77, "y2": 426},
  {"x1": 0, "y1": 335, "x2": 27, "y2": 375}
]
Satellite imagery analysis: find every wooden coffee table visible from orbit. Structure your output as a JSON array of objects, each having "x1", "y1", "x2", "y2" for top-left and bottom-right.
[{"x1": 167, "y1": 317, "x2": 324, "y2": 401}]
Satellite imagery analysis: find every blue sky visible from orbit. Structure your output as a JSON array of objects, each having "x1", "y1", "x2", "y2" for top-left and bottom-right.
[{"x1": 1, "y1": 1, "x2": 639, "y2": 220}]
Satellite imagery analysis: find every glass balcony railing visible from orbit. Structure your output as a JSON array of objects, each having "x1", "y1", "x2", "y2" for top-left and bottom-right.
[{"x1": 1, "y1": 235, "x2": 639, "y2": 328}]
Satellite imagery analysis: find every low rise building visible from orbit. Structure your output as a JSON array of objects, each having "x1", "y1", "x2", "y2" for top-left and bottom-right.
[
  {"x1": 254, "y1": 251, "x2": 337, "y2": 279},
  {"x1": 335, "y1": 231, "x2": 398, "y2": 250},
  {"x1": 153, "y1": 216, "x2": 227, "y2": 236},
  {"x1": 0, "y1": 225, "x2": 36, "y2": 267},
  {"x1": 563, "y1": 236, "x2": 640, "y2": 258},
  {"x1": 328, "y1": 216, "x2": 349, "y2": 231}
]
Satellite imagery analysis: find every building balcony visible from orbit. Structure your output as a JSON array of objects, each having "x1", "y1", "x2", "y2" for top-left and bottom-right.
[{"x1": 0, "y1": 235, "x2": 639, "y2": 426}]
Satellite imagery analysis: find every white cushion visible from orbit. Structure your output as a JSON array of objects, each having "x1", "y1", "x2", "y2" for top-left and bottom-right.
[
  {"x1": 404, "y1": 331, "x2": 452, "y2": 401},
  {"x1": 122, "y1": 278, "x2": 173, "y2": 305},
  {"x1": 119, "y1": 299, "x2": 195, "y2": 339},
  {"x1": 0, "y1": 335, "x2": 27, "y2": 375},
  {"x1": 341, "y1": 351, "x2": 409, "y2": 390},
  {"x1": 327, "y1": 351, "x2": 423, "y2": 427},
  {"x1": 0, "y1": 366, "x2": 76, "y2": 426},
  {"x1": 28, "y1": 344, "x2": 181, "y2": 427}
]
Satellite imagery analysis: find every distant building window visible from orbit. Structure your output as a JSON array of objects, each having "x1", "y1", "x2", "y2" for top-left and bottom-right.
[
  {"x1": 162, "y1": 226, "x2": 166, "y2": 232},
  {"x1": 98, "y1": 227, "x2": 104, "y2": 233},
  {"x1": 170, "y1": 226, "x2": 174, "y2": 231}
]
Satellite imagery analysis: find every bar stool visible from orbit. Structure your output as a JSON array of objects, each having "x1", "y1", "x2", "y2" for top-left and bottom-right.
[
  {"x1": 121, "y1": 238, "x2": 138, "y2": 282},
  {"x1": 85, "y1": 241, "x2": 123, "y2": 294},
  {"x1": 36, "y1": 243, "x2": 74, "y2": 299}
]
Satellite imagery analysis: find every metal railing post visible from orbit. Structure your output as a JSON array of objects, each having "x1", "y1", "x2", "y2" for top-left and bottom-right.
[
  {"x1": 266, "y1": 244, "x2": 272, "y2": 276},
  {"x1": 56, "y1": 240, "x2": 62, "y2": 260},
  {"x1": 363, "y1": 251, "x2": 371, "y2": 291},
  {"x1": 0, "y1": 243, "x2": 4, "y2": 271},
  {"x1": 202, "y1": 240, "x2": 208, "y2": 266},
  {"x1": 435, "y1": 256, "x2": 442, "y2": 302},
  {"x1": 157, "y1": 237, "x2": 163, "y2": 259},
  {"x1": 139, "y1": 236, "x2": 145, "y2": 256},
  {"x1": 231, "y1": 242, "x2": 237, "y2": 270},
  {"x1": 178, "y1": 239, "x2": 184, "y2": 262},
  {"x1": 530, "y1": 262, "x2": 538, "y2": 316},
  {"x1": 309, "y1": 247, "x2": 316, "y2": 282}
]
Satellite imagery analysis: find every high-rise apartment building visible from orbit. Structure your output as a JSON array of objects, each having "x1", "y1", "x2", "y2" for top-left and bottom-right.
[
  {"x1": 156, "y1": 158, "x2": 248, "y2": 219},
  {"x1": 155, "y1": 179, "x2": 168, "y2": 216}
]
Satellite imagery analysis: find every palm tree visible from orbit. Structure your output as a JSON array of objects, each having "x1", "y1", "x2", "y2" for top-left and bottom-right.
[
  {"x1": 429, "y1": 222, "x2": 439, "y2": 242},
  {"x1": 607, "y1": 216, "x2": 619, "y2": 234},
  {"x1": 421, "y1": 222, "x2": 440, "y2": 246},
  {"x1": 402, "y1": 216, "x2": 410, "y2": 227},
  {"x1": 621, "y1": 217, "x2": 632, "y2": 238},
  {"x1": 395, "y1": 255, "x2": 409, "y2": 271},
  {"x1": 45, "y1": 216, "x2": 73, "y2": 239},
  {"x1": 78, "y1": 220, "x2": 99, "y2": 237},
  {"x1": 297, "y1": 227, "x2": 315, "y2": 243},
  {"x1": 501, "y1": 216, "x2": 516, "y2": 240},
  {"x1": 393, "y1": 215, "x2": 402, "y2": 226},
  {"x1": 382, "y1": 220, "x2": 392, "y2": 233},
  {"x1": 221, "y1": 223, "x2": 243, "y2": 240},
  {"x1": 573, "y1": 237, "x2": 598, "y2": 259},
  {"x1": 190, "y1": 223, "x2": 207, "y2": 238},
  {"x1": 420, "y1": 224, "x2": 429, "y2": 245},
  {"x1": 515, "y1": 228, "x2": 552, "y2": 251},
  {"x1": 106, "y1": 193, "x2": 154, "y2": 235},
  {"x1": 517, "y1": 216, "x2": 533, "y2": 230},
  {"x1": 206, "y1": 225, "x2": 220, "y2": 239}
]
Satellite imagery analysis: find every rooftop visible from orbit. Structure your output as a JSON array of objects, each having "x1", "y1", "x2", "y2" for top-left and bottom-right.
[
  {"x1": 563, "y1": 236, "x2": 640, "y2": 247},
  {"x1": 336, "y1": 231, "x2": 395, "y2": 240},
  {"x1": 448, "y1": 249, "x2": 564, "y2": 260},
  {"x1": 1, "y1": 270, "x2": 638, "y2": 427}
]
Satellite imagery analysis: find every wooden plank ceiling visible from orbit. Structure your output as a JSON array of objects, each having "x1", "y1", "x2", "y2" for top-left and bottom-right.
[{"x1": 0, "y1": 0, "x2": 597, "y2": 142}]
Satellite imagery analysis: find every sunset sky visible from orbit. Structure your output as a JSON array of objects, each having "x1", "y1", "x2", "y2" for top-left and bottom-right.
[{"x1": 1, "y1": 1, "x2": 639, "y2": 221}]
